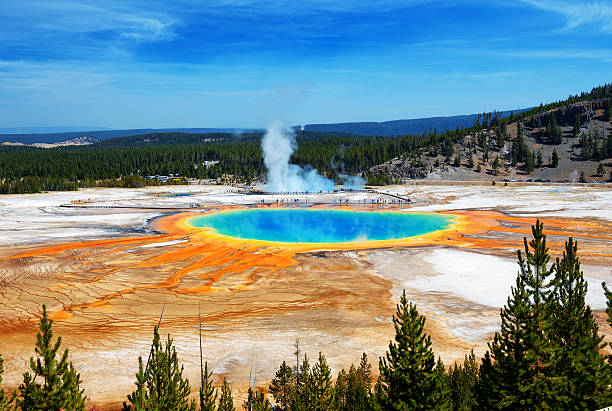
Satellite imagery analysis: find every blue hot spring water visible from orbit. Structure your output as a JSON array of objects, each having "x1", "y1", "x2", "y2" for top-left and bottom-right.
[{"x1": 190, "y1": 209, "x2": 453, "y2": 243}]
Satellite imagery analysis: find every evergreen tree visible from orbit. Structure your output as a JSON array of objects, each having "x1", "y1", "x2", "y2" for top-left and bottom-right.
[
  {"x1": 498, "y1": 131, "x2": 506, "y2": 149},
  {"x1": 0, "y1": 351, "x2": 15, "y2": 411},
  {"x1": 292, "y1": 354, "x2": 314, "y2": 410},
  {"x1": 243, "y1": 388, "x2": 271, "y2": 411},
  {"x1": 433, "y1": 358, "x2": 452, "y2": 411},
  {"x1": 524, "y1": 150, "x2": 534, "y2": 173},
  {"x1": 311, "y1": 352, "x2": 335, "y2": 410},
  {"x1": 123, "y1": 326, "x2": 195, "y2": 411},
  {"x1": 218, "y1": 378, "x2": 235, "y2": 411},
  {"x1": 335, "y1": 353, "x2": 373, "y2": 411},
  {"x1": 480, "y1": 259, "x2": 531, "y2": 408},
  {"x1": 376, "y1": 291, "x2": 439, "y2": 410},
  {"x1": 480, "y1": 222, "x2": 558, "y2": 409},
  {"x1": 200, "y1": 362, "x2": 218, "y2": 411},
  {"x1": 18, "y1": 305, "x2": 86, "y2": 411},
  {"x1": 548, "y1": 238, "x2": 612, "y2": 408},
  {"x1": 475, "y1": 351, "x2": 498, "y2": 410},
  {"x1": 597, "y1": 163, "x2": 605, "y2": 176},
  {"x1": 449, "y1": 351, "x2": 478, "y2": 410},
  {"x1": 536, "y1": 150, "x2": 543, "y2": 168},
  {"x1": 492, "y1": 157, "x2": 500, "y2": 176},
  {"x1": 519, "y1": 221, "x2": 556, "y2": 408},
  {"x1": 604, "y1": 99, "x2": 611, "y2": 122},
  {"x1": 573, "y1": 114, "x2": 581, "y2": 137},
  {"x1": 269, "y1": 361, "x2": 293, "y2": 411},
  {"x1": 604, "y1": 282, "x2": 612, "y2": 329},
  {"x1": 551, "y1": 149, "x2": 559, "y2": 168}
]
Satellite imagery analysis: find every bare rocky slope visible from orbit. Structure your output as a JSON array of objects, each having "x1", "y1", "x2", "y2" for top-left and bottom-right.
[{"x1": 369, "y1": 99, "x2": 612, "y2": 183}]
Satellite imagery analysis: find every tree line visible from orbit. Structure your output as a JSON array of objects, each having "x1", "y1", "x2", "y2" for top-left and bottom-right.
[
  {"x1": 1, "y1": 222, "x2": 611, "y2": 410},
  {"x1": 1, "y1": 83, "x2": 611, "y2": 192}
]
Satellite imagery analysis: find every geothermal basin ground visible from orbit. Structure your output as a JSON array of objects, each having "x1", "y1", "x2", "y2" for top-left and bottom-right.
[{"x1": 0, "y1": 182, "x2": 611, "y2": 409}]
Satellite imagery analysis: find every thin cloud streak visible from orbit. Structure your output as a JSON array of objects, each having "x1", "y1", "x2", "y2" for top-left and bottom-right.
[{"x1": 519, "y1": 0, "x2": 612, "y2": 32}]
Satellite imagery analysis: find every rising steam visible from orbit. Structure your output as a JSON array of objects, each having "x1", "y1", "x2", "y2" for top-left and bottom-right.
[{"x1": 261, "y1": 121, "x2": 334, "y2": 192}]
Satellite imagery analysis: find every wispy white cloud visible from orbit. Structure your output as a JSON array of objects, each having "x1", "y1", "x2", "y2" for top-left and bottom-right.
[
  {"x1": 519, "y1": 0, "x2": 612, "y2": 33},
  {"x1": 0, "y1": 0, "x2": 177, "y2": 45}
]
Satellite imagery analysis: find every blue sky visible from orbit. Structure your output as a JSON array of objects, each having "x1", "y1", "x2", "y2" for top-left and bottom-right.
[{"x1": 0, "y1": 0, "x2": 611, "y2": 129}]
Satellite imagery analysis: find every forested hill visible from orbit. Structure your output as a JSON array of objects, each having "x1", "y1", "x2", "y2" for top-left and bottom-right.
[
  {"x1": 93, "y1": 130, "x2": 354, "y2": 148},
  {"x1": 0, "y1": 110, "x2": 532, "y2": 145},
  {"x1": 0, "y1": 127, "x2": 260, "y2": 145},
  {"x1": 303, "y1": 109, "x2": 530, "y2": 136},
  {"x1": 0, "y1": 82, "x2": 610, "y2": 194}
]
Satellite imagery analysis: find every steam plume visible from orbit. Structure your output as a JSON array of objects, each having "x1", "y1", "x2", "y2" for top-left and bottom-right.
[{"x1": 261, "y1": 121, "x2": 334, "y2": 192}]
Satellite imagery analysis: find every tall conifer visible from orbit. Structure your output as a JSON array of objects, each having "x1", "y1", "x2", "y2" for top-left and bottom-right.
[
  {"x1": 376, "y1": 291, "x2": 439, "y2": 410},
  {"x1": 433, "y1": 358, "x2": 452, "y2": 410},
  {"x1": 200, "y1": 362, "x2": 218, "y2": 411},
  {"x1": 123, "y1": 326, "x2": 195, "y2": 411},
  {"x1": 18, "y1": 305, "x2": 86, "y2": 411},
  {"x1": 519, "y1": 220, "x2": 555, "y2": 407},
  {"x1": 549, "y1": 238, "x2": 612, "y2": 408},
  {"x1": 217, "y1": 377, "x2": 235, "y2": 411},
  {"x1": 269, "y1": 361, "x2": 293, "y2": 410},
  {"x1": 449, "y1": 351, "x2": 478, "y2": 410},
  {"x1": 479, "y1": 273, "x2": 530, "y2": 408},
  {"x1": 311, "y1": 352, "x2": 335, "y2": 410}
]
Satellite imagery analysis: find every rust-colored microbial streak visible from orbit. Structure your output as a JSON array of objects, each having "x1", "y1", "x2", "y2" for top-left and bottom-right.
[{"x1": 2, "y1": 206, "x2": 611, "y2": 322}]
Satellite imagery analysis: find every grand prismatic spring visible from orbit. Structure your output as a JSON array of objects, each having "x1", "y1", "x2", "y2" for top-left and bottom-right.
[
  {"x1": 0, "y1": 184, "x2": 611, "y2": 407},
  {"x1": 189, "y1": 209, "x2": 454, "y2": 243}
]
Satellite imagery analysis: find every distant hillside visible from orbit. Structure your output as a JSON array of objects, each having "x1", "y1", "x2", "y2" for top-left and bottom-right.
[
  {"x1": 369, "y1": 84, "x2": 612, "y2": 183},
  {"x1": 0, "y1": 110, "x2": 532, "y2": 144},
  {"x1": 0, "y1": 128, "x2": 260, "y2": 145},
  {"x1": 302, "y1": 109, "x2": 530, "y2": 136}
]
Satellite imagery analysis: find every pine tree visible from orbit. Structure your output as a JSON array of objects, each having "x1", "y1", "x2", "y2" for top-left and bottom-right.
[
  {"x1": 519, "y1": 220, "x2": 556, "y2": 408},
  {"x1": 433, "y1": 358, "x2": 452, "y2": 410},
  {"x1": 449, "y1": 351, "x2": 478, "y2": 410},
  {"x1": 311, "y1": 352, "x2": 335, "y2": 410},
  {"x1": 551, "y1": 149, "x2": 559, "y2": 168},
  {"x1": 479, "y1": 222, "x2": 559, "y2": 409},
  {"x1": 376, "y1": 290, "x2": 439, "y2": 410},
  {"x1": 243, "y1": 388, "x2": 271, "y2": 411},
  {"x1": 597, "y1": 163, "x2": 605, "y2": 176},
  {"x1": 453, "y1": 154, "x2": 461, "y2": 167},
  {"x1": 292, "y1": 354, "x2": 313, "y2": 409},
  {"x1": 18, "y1": 305, "x2": 86, "y2": 411},
  {"x1": 604, "y1": 282, "x2": 612, "y2": 329},
  {"x1": 200, "y1": 362, "x2": 218, "y2": 411},
  {"x1": 480, "y1": 264, "x2": 531, "y2": 408},
  {"x1": 573, "y1": 114, "x2": 581, "y2": 137},
  {"x1": 475, "y1": 351, "x2": 498, "y2": 409},
  {"x1": 524, "y1": 150, "x2": 535, "y2": 173},
  {"x1": 0, "y1": 351, "x2": 15, "y2": 411},
  {"x1": 336, "y1": 353, "x2": 374, "y2": 411},
  {"x1": 269, "y1": 361, "x2": 293, "y2": 411},
  {"x1": 548, "y1": 238, "x2": 612, "y2": 408},
  {"x1": 492, "y1": 157, "x2": 500, "y2": 176},
  {"x1": 218, "y1": 378, "x2": 235, "y2": 411},
  {"x1": 604, "y1": 99, "x2": 611, "y2": 122},
  {"x1": 123, "y1": 326, "x2": 195, "y2": 411}
]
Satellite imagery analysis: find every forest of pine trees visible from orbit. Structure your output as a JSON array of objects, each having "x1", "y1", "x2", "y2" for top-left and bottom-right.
[
  {"x1": 0, "y1": 222, "x2": 611, "y2": 409},
  {"x1": 1, "y1": 83, "x2": 611, "y2": 193}
]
